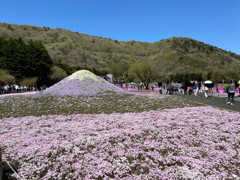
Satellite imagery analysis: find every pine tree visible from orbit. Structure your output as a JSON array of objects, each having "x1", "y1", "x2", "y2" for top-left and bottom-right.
[{"x1": 0, "y1": 36, "x2": 53, "y2": 86}]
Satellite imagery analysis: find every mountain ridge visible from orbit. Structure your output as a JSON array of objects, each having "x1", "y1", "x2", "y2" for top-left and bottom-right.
[{"x1": 0, "y1": 22, "x2": 240, "y2": 76}]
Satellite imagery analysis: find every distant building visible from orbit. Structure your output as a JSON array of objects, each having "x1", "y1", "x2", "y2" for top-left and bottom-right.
[
  {"x1": 106, "y1": 74, "x2": 113, "y2": 83},
  {"x1": 100, "y1": 74, "x2": 114, "y2": 83}
]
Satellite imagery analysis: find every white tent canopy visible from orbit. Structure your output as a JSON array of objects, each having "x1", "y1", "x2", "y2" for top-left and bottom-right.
[{"x1": 204, "y1": 80, "x2": 213, "y2": 84}]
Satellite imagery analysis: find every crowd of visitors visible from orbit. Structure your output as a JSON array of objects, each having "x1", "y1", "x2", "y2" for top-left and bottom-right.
[
  {"x1": 118, "y1": 80, "x2": 239, "y2": 98},
  {"x1": 0, "y1": 82, "x2": 37, "y2": 95},
  {"x1": 156, "y1": 80, "x2": 239, "y2": 105},
  {"x1": 157, "y1": 80, "x2": 239, "y2": 96},
  {"x1": 157, "y1": 81, "x2": 203, "y2": 95}
]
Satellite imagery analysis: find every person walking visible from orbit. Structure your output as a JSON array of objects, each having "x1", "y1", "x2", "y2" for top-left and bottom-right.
[
  {"x1": 238, "y1": 80, "x2": 240, "y2": 96},
  {"x1": 193, "y1": 81, "x2": 198, "y2": 96},
  {"x1": 174, "y1": 82, "x2": 179, "y2": 95},
  {"x1": 166, "y1": 81, "x2": 170, "y2": 94},
  {"x1": 226, "y1": 80, "x2": 236, "y2": 105},
  {"x1": 184, "y1": 81, "x2": 188, "y2": 95},
  {"x1": 204, "y1": 84, "x2": 209, "y2": 98},
  {"x1": 158, "y1": 82, "x2": 162, "y2": 94},
  {"x1": 169, "y1": 82, "x2": 174, "y2": 94},
  {"x1": 188, "y1": 81, "x2": 194, "y2": 95},
  {"x1": 180, "y1": 82, "x2": 185, "y2": 94},
  {"x1": 216, "y1": 84, "x2": 219, "y2": 97}
]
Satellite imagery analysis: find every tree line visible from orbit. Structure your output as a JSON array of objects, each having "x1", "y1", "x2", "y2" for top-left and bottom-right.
[{"x1": 109, "y1": 62, "x2": 240, "y2": 90}]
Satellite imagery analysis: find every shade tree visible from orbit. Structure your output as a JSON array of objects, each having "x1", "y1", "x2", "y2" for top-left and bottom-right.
[{"x1": 128, "y1": 62, "x2": 152, "y2": 89}]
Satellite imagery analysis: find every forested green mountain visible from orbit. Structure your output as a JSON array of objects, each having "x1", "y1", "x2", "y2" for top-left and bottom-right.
[{"x1": 0, "y1": 22, "x2": 240, "y2": 79}]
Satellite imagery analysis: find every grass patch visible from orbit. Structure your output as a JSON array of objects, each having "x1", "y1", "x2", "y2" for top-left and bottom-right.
[{"x1": 0, "y1": 93, "x2": 201, "y2": 118}]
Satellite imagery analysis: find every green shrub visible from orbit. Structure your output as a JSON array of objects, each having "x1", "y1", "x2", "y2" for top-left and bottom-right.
[{"x1": 19, "y1": 77, "x2": 37, "y2": 87}]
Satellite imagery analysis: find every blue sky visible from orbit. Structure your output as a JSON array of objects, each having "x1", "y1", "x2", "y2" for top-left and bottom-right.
[{"x1": 0, "y1": 0, "x2": 240, "y2": 54}]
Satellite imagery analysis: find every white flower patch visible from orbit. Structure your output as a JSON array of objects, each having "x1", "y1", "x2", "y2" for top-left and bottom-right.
[
  {"x1": 113, "y1": 156, "x2": 131, "y2": 173},
  {"x1": 172, "y1": 166, "x2": 204, "y2": 179},
  {"x1": 67, "y1": 70, "x2": 100, "y2": 82}
]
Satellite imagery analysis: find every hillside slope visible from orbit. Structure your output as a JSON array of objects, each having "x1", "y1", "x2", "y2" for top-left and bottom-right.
[{"x1": 0, "y1": 22, "x2": 240, "y2": 75}]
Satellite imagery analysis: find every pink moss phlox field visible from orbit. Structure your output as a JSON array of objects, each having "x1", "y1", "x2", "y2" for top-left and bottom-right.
[{"x1": 1, "y1": 107, "x2": 240, "y2": 179}]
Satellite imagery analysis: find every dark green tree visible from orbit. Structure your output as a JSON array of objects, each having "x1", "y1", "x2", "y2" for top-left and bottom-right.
[
  {"x1": 0, "y1": 36, "x2": 53, "y2": 87},
  {"x1": 32, "y1": 41, "x2": 53, "y2": 87}
]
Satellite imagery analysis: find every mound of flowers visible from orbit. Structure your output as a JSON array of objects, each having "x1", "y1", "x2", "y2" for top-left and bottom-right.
[
  {"x1": 1, "y1": 106, "x2": 240, "y2": 179},
  {"x1": 35, "y1": 70, "x2": 133, "y2": 97}
]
